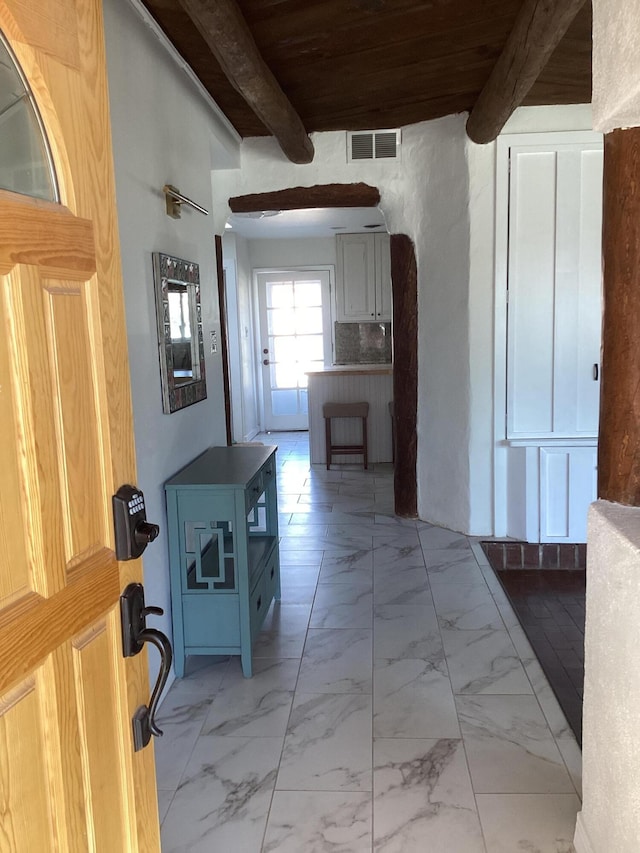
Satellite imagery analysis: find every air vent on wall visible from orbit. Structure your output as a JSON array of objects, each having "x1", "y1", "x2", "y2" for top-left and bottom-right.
[{"x1": 347, "y1": 130, "x2": 401, "y2": 162}]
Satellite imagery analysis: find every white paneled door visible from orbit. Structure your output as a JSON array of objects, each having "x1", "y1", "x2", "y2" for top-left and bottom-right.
[
  {"x1": 257, "y1": 270, "x2": 331, "y2": 431},
  {"x1": 498, "y1": 134, "x2": 603, "y2": 542},
  {"x1": 506, "y1": 141, "x2": 603, "y2": 439}
]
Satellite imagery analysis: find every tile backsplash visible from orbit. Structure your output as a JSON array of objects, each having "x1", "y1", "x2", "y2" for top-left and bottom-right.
[{"x1": 334, "y1": 321, "x2": 391, "y2": 364}]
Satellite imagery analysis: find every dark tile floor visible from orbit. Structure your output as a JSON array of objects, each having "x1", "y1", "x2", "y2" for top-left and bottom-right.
[{"x1": 491, "y1": 568, "x2": 586, "y2": 744}]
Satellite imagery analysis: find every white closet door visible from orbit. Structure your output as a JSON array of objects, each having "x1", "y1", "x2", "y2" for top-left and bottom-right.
[
  {"x1": 539, "y1": 446, "x2": 598, "y2": 542},
  {"x1": 506, "y1": 142, "x2": 603, "y2": 439}
]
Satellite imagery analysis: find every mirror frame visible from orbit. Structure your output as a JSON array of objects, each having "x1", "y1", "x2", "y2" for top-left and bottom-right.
[{"x1": 152, "y1": 252, "x2": 207, "y2": 414}]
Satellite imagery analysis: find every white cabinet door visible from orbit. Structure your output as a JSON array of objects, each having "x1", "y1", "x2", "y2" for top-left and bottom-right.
[
  {"x1": 375, "y1": 233, "x2": 392, "y2": 321},
  {"x1": 506, "y1": 142, "x2": 603, "y2": 439},
  {"x1": 336, "y1": 234, "x2": 376, "y2": 321},
  {"x1": 335, "y1": 233, "x2": 392, "y2": 322},
  {"x1": 539, "y1": 446, "x2": 598, "y2": 542}
]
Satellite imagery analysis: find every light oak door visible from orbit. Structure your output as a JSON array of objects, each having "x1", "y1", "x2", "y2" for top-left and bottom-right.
[{"x1": 0, "y1": 1, "x2": 160, "y2": 850}]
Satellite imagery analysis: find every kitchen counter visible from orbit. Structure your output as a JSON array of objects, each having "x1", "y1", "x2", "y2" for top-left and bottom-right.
[
  {"x1": 306, "y1": 366, "x2": 393, "y2": 465},
  {"x1": 306, "y1": 365, "x2": 392, "y2": 377}
]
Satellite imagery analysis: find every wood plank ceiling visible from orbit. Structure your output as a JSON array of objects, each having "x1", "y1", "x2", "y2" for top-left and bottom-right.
[{"x1": 141, "y1": 0, "x2": 592, "y2": 140}]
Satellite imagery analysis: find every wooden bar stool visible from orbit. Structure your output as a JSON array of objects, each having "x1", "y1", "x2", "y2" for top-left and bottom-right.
[{"x1": 323, "y1": 402, "x2": 369, "y2": 470}]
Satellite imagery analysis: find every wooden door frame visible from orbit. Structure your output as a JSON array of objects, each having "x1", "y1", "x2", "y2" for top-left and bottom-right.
[
  {"x1": 215, "y1": 235, "x2": 233, "y2": 445},
  {"x1": 0, "y1": 1, "x2": 160, "y2": 847},
  {"x1": 226, "y1": 183, "x2": 418, "y2": 517},
  {"x1": 599, "y1": 127, "x2": 640, "y2": 504}
]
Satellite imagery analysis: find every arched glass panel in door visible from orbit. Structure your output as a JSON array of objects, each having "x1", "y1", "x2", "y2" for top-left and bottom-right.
[{"x1": 0, "y1": 31, "x2": 59, "y2": 202}]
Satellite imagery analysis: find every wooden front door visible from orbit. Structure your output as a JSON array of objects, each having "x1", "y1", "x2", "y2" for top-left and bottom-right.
[{"x1": 0, "y1": 1, "x2": 160, "y2": 850}]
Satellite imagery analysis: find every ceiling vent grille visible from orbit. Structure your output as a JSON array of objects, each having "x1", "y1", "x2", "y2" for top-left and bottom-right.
[{"x1": 347, "y1": 130, "x2": 401, "y2": 162}]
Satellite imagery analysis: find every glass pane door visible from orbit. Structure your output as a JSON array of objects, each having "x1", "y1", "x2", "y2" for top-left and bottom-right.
[{"x1": 257, "y1": 270, "x2": 330, "y2": 430}]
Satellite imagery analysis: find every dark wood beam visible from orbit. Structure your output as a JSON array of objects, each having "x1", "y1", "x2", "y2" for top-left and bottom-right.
[
  {"x1": 215, "y1": 235, "x2": 233, "y2": 446},
  {"x1": 390, "y1": 234, "x2": 418, "y2": 518},
  {"x1": 229, "y1": 183, "x2": 380, "y2": 213},
  {"x1": 466, "y1": 0, "x2": 586, "y2": 144},
  {"x1": 598, "y1": 128, "x2": 640, "y2": 505},
  {"x1": 177, "y1": 0, "x2": 314, "y2": 164}
]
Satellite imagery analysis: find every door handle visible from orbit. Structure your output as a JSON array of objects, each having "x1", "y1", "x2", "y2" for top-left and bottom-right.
[
  {"x1": 120, "y1": 583, "x2": 173, "y2": 751},
  {"x1": 593, "y1": 363, "x2": 599, "y2": 381},
  {"x1": 263, "y1": 358, "x2": 270, "y2": 365}
]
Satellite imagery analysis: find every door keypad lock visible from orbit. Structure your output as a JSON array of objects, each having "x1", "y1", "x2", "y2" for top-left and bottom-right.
[{"x1": 113, "y1": 485, "x2": 159, "y2": 560}]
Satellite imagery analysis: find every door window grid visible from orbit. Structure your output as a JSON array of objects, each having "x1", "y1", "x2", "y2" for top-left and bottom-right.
[
  {"x1": 0, "y1": 31, "x2": 59, "y2": 202},
  {"x1": 266, "y1": 279, "x2": 324, "y2": 417}
]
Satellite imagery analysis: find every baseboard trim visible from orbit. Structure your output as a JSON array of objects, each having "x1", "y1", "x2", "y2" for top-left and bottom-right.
[{"x1": 574, "y1": 812, "x2": 596, "y2": 853}]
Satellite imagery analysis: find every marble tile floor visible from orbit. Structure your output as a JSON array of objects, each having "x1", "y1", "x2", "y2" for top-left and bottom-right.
[{"x1": 157, "y1": 431, "x2": 582, "y2": 853}]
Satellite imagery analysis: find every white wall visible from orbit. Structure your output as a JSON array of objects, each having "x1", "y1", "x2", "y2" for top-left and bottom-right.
[
  {"x1": 248, "y1": 237, "x2": 337, "y2": 270},
  {"x1": 575, "y1": 502, "x2": 640, "y2": 853},
  {"x1": 592, "y1": 0, "x2": 640, "y2": 133},
  {"x1": 103, "y1": 0, "x2": 240, "y2": 685},
  {"x1": 466, "y1": 140, "x2": 496, "y2": 534},
  {"x1": 215, "y1": 117, "x2": 474, "y2": 532},
  {"x1": 413, "y1": 121, "x2": 471, "y2": 531}
]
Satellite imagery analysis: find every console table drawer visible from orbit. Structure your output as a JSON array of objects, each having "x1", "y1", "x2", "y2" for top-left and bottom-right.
[
  {"x1": 264, "y1": 547, "x2": 279, "y2": 605},
  {"x1": 245, "y1": 470, "x2": 264, "y2": 513},
  {"x1": 249, "y1": 571, "x2": 267, "y2": 641}
]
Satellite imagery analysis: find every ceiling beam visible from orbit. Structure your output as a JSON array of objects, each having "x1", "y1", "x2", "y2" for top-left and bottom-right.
[
  {"x1": 466, "y1": 0, "x2": 586, "y2": 144},
  {"x1": 177, "y1": 0, "x2": 314, "y2": 164},
  {"x1": 229, "y1": 184, "x2": 381, "y2": 213}
]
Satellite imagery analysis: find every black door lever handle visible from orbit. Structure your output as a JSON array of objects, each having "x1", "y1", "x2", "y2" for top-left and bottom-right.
[
  {"x1": 136, "y1": 627, "x2": 172, "y2": 738},
  {"x1": 120, "y1": 583, "x2": 173, "y2": 750}
]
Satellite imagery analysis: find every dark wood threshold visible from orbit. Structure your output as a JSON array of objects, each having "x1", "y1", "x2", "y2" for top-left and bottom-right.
[{"x1": 482, "y1": 541, "x2": 585, "y2": 745}]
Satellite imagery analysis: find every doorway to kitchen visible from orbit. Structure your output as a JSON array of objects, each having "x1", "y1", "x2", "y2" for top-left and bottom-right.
[
  {"x1": 256, "y1": 268, "x2": 332, "y2": 430},
  {"x1": 224, "y1": 182, "x2": 417, "y2": 516}
]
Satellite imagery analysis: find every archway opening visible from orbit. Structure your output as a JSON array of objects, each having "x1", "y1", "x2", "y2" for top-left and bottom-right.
[{"x1": 224, "y1": 183, "x2": 417, "y2": 517}]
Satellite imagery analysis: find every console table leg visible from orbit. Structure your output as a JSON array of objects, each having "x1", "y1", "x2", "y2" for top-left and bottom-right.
[{"x1": 241, "y1": 648, "x2": 253, "y2": 678}]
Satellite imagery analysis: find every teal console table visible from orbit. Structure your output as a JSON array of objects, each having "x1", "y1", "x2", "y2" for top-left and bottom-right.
[{"x1": 165, "y1": 445, "x2": 280, "y2": 677}]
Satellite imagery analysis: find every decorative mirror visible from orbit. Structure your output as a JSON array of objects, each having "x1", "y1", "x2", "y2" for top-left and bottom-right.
[{"x1": 152, "y1": 252, "x2": 207, "y2": 413}]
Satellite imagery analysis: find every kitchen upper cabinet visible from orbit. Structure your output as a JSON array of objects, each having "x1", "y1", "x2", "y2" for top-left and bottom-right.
[{"x1": 335, "y1": 233, "x2": 391, "y2": 322}]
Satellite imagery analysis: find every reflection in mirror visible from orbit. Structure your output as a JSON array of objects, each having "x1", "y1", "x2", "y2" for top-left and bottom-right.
[
  {"x1": 168, "y1": 283, "x2": 195, "y2": 383},
  {"x1": 0, "y1": 31, "x2": 59, "y2": 202},
  {"x1": 153, "y1": 253, "x2": 207, "y2": 413}
]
